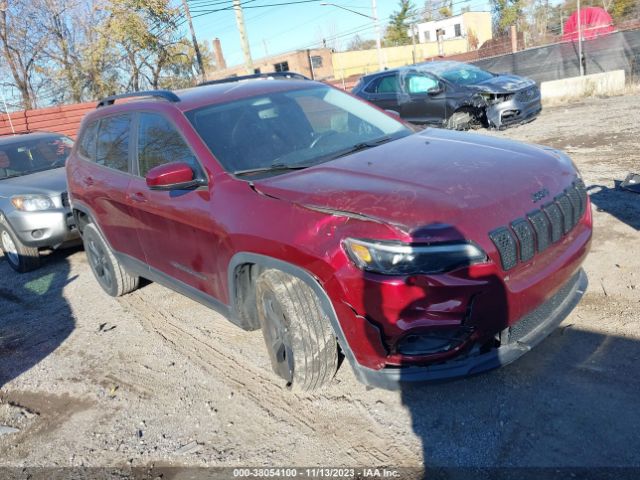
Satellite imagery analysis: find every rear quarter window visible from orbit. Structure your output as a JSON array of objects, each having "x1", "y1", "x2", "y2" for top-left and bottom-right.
[
  {"x1": 77, "y1": 121, "x2": 98, "y2": 161},
  {"x1": 366, "y1": 75, "x2": 399, "y2": 94}
]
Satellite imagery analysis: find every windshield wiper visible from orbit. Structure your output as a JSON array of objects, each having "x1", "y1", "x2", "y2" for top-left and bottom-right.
[
  {"x1": 329, "y1": 136, "x2": 394, "y2": 160},
  {"x1": 0, "y1": 172, "x2": 28, "y2": 180},
  {"x1": 233, "y1": 163, "x2": 313, "y2": 176}
]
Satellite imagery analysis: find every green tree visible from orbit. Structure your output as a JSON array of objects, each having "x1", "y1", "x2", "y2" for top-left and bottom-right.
[
  {"x1": 490, "y1": 0, "x2": 527, "y2": 36},
  {"x1": 384, "y1": 0, "x2": 417, "y2": 47}
]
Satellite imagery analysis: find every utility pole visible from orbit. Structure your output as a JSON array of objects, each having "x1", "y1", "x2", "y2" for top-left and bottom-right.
[
  {"x1": 411, "y1": 23, "x2": 417, "y2": 64},
  {"x1": 371, "y1": 0, "x2": 384, "y2": 70},
  {"x1": 0, "y1": 87, "x2": 16, "y2": 135},
  {"x1": 577, "y1": 0, "x2": 584, "y2": 76},
  {"x1": 234, "y1": 0, "x2": 254, "y2": 74},
  {"x1": 181, "y1": 0, "x2": 206, "y2": 83}
]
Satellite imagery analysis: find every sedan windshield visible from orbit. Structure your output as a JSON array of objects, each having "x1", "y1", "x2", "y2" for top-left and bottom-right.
[
  {"x1": 440, "y1": 65, "x2": 495, "y2": 86},
  {"x1": 0, "y1": 134, "x2": 73, "y2": 180},
  {"x1": 185, "y1": 85, "x2": 411, "y2": 176}
]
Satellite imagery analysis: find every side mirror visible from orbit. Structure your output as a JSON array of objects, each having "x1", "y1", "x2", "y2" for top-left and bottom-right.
[
  {"x1": 145, "y1": 162, "x2": 204, "y2": 190},
  {"x1": 427, "y1": 84, "x2": 444, "y2": 95}
]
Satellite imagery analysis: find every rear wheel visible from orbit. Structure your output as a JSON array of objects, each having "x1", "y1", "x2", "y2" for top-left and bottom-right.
[
  {"x1": 0, "y1": 222, "x2": 40, "y2": 273},
  {"x1": 83, "y1": 223, "x2": 139, "y2": 297},
  {"x1": 256, "y1": 269, "x2": 338, "y2": 391}
]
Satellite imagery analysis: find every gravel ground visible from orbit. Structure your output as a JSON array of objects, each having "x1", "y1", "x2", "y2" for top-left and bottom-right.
[{"x1": 0, "y1": 93, "x2": 639, "y2": 475}]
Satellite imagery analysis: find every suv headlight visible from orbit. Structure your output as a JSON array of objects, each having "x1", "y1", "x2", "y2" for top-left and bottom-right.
[
  {"x1": 343, "y1": 238, "x2": 487, "y2": 275},
  {"x1": 11, "y1": 195, "x2": 55, "y2": 212}
]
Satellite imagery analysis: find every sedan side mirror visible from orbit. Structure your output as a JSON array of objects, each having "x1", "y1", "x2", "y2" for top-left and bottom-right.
[
  {"x1": 145, "y1": 162, "x2": 204, "y2": 190},
  {"x1": 427, "y1": 84, "x2": 444, "y2": 95}
]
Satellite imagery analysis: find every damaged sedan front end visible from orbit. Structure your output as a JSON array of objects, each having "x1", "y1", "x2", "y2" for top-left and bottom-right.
[{"x1": 352, "y1": 61, "x2": 541, "y2": 130}]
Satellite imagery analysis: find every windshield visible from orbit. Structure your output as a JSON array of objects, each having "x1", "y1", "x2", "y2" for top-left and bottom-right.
[
  {"x1": 439, "y1": 65, "x2": 495, "y2": 86},
  {"x1": 0, "y1": 134, "x2": 73, "y2": 180},
  {"x1": 185, "y1": 85, "x2": 411, "y2": 176}
]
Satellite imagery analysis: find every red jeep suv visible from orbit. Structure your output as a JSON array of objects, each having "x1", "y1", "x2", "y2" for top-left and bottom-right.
[{"x1": 66, "y1": 74, "x2": 591, "y2": 390}]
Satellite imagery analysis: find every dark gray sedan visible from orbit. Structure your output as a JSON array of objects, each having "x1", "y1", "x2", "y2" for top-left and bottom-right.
[
  {"x1": 352, "y1": 61, "x2": 541, "y2": 130},
  {"x1": 0, "y1": 132, "x2": 79, "y2": 272}
]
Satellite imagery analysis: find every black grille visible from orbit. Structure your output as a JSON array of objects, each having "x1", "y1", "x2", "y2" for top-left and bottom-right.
[
  {"x1": 511, "y1": 218, "x2": 535, "y2": 262},
  {"x1": 61, "y1": 192, "x2": 70, "y2": 207},
  {"x1": 516, "y1": 86, "x2": 538, "y2": 102},
  {"x1": 489, "y1": 227, "x2": 518, "y2": 271},
  {"x1": 527, "y1": 210, "x2": 550, "y2": 253},
  {"x1": 490, "y1": 179, "x2": 587, "y2": 271},
  {"x1": 555, "y1": 194, "x2": 574, "y2": 233}
]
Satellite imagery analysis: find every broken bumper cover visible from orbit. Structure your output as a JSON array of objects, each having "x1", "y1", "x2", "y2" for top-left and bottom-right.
[
  {"x1": 351, "y1": 268, "x2": 587, "y2": 390},
  {"x1": 487, "y1": 88, "x2": 542, "y2": 128}
]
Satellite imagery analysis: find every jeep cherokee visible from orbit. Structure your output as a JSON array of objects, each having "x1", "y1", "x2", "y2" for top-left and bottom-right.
[{"x1": 66, "y1": 74, "x2": 591, "y2": 390}]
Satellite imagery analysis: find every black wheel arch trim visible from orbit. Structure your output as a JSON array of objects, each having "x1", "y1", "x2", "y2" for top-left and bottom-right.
[{"x1": 227, "y1": 253, "x2": 360, "y2": 373}]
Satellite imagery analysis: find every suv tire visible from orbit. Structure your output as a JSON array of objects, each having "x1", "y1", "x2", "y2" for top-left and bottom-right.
[
  {"x1": 0, "y1": 221, "x2": 40, "y2": 273},
  {"x1": 83, "y1": 223, "x2": 139, "y2": 297},
  {"x1": 256, "y1": 269, "x2": 338, "y2": 391}
]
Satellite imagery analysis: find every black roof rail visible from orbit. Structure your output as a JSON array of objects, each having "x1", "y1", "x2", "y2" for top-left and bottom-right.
[
  {"x1": 96, "y1": 90, "x2": 180, "y2": 108},
  {"x1": 198, "y1": 71, "x2": 310, "y2": 87}
]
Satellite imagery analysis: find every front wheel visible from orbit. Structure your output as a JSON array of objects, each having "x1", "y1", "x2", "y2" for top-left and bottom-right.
[
  {"x1": 0, "y1": 222, "x2": 40, "y2": 272},
  {"x1": 83, "y1": 223, "x2": 139, "y2": 297},
  {"x1": 256, "y1": 269, "x2": 338, "y2": 391}
]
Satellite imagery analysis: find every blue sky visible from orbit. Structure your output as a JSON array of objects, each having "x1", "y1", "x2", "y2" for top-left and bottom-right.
[{"x1": 186, "y1": 0, "x2": 491, "y2": 68}]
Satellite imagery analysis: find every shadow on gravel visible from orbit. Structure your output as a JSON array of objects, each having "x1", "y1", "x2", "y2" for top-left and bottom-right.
[
  {"x1": 400, "y1": 327, "x2": 640, "y2": 477},
  {"x1": 587, "y1": 182, "x2": 640, "y2": 231},
  {"x1": 0, "y1": 247, "x2": 78, "y2": 388}
]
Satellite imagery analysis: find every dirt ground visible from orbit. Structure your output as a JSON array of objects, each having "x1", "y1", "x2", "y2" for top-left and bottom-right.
[{"x1": 1, "y1": 93, "x2": 639, "y2": 475}]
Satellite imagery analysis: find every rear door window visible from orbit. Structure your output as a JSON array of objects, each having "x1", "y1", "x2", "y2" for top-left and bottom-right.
[
  {"x1": 136, "y1": 113, "x2": 200, "y2": 177},
  {"x1": 96, "y1": 114, "x2": 131, "y2": 172}
]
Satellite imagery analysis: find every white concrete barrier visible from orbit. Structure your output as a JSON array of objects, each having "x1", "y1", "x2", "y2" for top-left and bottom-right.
[{"x1": 540, "y1": 70, "x2": 626, "y2": 104}]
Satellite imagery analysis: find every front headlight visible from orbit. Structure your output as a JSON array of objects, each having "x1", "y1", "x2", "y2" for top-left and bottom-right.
[
  {"x1": 343, "y1": 238, "x2": 487, "y2": 275},
  {"x1": 11, "y1": 195, "x2": 55, "y2": 212}
]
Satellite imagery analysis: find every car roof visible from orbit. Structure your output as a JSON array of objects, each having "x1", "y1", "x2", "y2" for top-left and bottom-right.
[
  {"x1": 0, "y1": 131, "x2": 66, "y2": 146},
  {"x1": 84, "y1": 79, "x2": 326, "y2": 121},
  {"x1": 361, "y1": 60, "x2": 470, "y2": 82}
]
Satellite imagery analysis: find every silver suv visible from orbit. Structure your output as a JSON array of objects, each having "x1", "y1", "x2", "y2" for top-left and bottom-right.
[{"x1": 0, "y1": 132, "x2": 79, "y2": 272}]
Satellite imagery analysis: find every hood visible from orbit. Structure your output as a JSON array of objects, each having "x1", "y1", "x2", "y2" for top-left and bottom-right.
[
  {"x1": 252, "y1": 129, "x2": 577, "y2": 241},
  {"x1": 470, "y1": 74, "x2": 536, "y2": 94},
  {"x1": 0, "y1": 167, "x2": 68, "y2": 198}
]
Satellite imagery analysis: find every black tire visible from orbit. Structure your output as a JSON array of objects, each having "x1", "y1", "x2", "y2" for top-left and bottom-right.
[
  {"x1": 256, "y1": 269, "x2": 338, "y2": 391},
  {"x1": 83, "y1": 223, "x2": 138, "y2": 297},
  {"x1": 0, "y1": 221, "x2": 40, "y2": 273}
]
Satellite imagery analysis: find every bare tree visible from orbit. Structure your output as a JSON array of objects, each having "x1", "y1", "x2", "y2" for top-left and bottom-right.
[{"x1": 0, "y1": 0, "x2": 49, "y2": 109}]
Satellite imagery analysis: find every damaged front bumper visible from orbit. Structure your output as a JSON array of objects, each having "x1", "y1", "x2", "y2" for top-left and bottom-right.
[
  {"x1": 350, "y1": 268, "x2": 587, "y2": 390},
  {"x1": 485, "y1": 86, "x2": 542, "y2": 129}
]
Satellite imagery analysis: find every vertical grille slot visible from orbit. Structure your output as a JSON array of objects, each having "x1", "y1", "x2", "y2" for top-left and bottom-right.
[
  {"x1": 575, "y1": 179, "x2": 588, "y2": 217},
  {"x1": 527, "y1": 210, "x2": 550, "y2": 253},
  {"x1": 511, "y1": 218, "x2": 535, "y2": 262},
  {"x1": 489, "y1": 227, "x2": 518, "y2": 271},
  {"x1": 566, "y1": 186, "x2": 582, "y2": 224},
  {"x1": 542, "y1": 202, "x2": 563, "y2": 243},
  {"x1": 555, "y1": 194, "x2": 574, "y2": 234}
]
